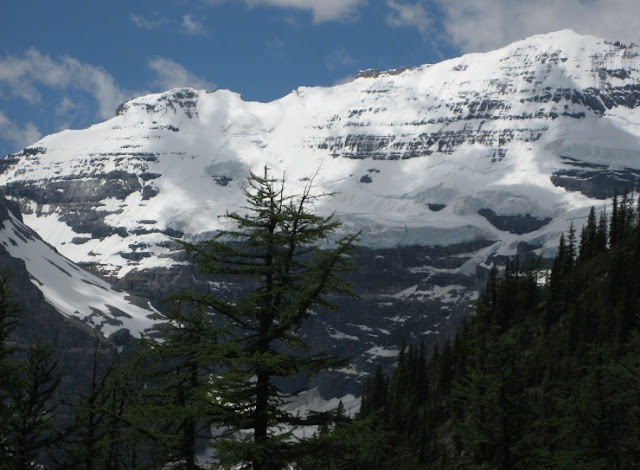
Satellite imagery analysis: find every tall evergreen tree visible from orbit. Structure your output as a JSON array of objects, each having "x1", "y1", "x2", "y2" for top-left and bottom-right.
[
  {"x1": 595, "y1": 209, "x2": 608, "y2": 253},
  {"x1": 0, "y1": 270, "x2": 61, "y2": 470},
  {"x1": 359, "y1": 364, "x2": 389, "y2": 419},
  {"x1": 0, "y1": 269, "x2": 22, "y2": 434},
  {"x1": 61, "y1": 342, "x2": 143, "y2": 470},
  {"x1": 3, "y1": 342, "x2": 61, "y2": 470},
  {"x1": 566, "y1": 223, "x2": 577, "y2": 265},
  {"x1": 165, "y1": 167, "x2": 359, "y2": 470},
  {"x1": 123, "y1": 299, "x2": 232, "y2": 470},
  {"x1": 578, "y1": 207, "x2": 597, "y2": 262},
  {"x1": 0, "y1": 269, "x2": 22, "y2": 465},
  {"x1": 610, "y1": 192, "x2": 621, "y2": 246}
]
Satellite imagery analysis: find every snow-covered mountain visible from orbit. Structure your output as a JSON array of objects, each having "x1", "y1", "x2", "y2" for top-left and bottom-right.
[
  {"x1": 0, "y1": 196, "x2": 159, "y2": 337},
  {"x1": 1, "y1": 29, "x2": 640, "y2": 395}
]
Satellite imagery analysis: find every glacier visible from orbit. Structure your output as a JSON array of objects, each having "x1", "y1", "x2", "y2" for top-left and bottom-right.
[{"x1": 1, "y1": 29, "x2": 640, "y2": 397}]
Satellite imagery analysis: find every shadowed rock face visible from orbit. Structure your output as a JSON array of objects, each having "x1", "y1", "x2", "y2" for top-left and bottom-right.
[
  {"x1": 478, "y1": 209, "x2": 552, "y2": 234},
  {"x1": 2, "y1": 160, "x2": 160, "y2": 239},
  {"x1": 1, "y1": 31, "x2": 640, "y2": 401},
  {"x1": 551, "y1": 156, "x2": 640, "y2": 199},
  {"x1": 107, "y1": 239, "x2": 514, "y2": 398},
  {"x1": 0, "y1": 197, "x2": 116, "y2": 419}
]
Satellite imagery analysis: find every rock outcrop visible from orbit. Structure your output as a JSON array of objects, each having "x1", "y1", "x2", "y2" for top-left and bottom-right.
[
  {"x1": 0, "y1": 197, "x2": 117, "y2": 415},
  {"x1": 2, "y1": 30, "x2": 640, "y2": 399}
]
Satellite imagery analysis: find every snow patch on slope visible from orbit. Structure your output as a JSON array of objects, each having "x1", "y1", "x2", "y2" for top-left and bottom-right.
[
  {"x1": 0, "y1": 31, "x2": 638, "y2": 277},
  {"x1": 0, "y1": 211, "x2": 159, "y2": 336}
]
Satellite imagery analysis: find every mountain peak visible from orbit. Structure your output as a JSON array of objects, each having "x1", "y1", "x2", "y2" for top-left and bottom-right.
[
  {"x1": 355, "y1": 66, "x2": 412, "y2": 80},
  {"x1": 2, "y1": 30, "x2": 640, "y2": 279},
  {"x1": 3, "y1": 30, "x2": 640, "y2": 399},
  {"x1": 527, "y1": 28, "x2": 589, "y2": 41},
  {"x1": 501, "y1": 28, "x2": 636, "y2": 58},
  {"x1": 0, "y1": 195, "x2": 160, "y2": 336},
  {"x1": 116, "y1": 87, "x2": 204, "y2": 118}
]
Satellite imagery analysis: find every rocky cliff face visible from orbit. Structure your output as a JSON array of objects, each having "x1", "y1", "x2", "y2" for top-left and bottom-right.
[
  {"x1": 1, "y1": 30, "x2": 640, "y2": 399},
  {"x1": 0, "y1": 197, "x2": 117, "y2": 413},
  {"x1": 0, "y1": 196, "x2": 160, "y2": 337}
]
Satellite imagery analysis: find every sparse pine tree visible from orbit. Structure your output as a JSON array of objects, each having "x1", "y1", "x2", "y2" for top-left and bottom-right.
[
  {"x1": 158, "y1": 167, "x2": 359, "y2": 470},
  {"x1": 4, "y1": 342, "x2": 61, "y2": 470},
  {"x1": 0, "y1": 269, "x2": 22, "y2": 449},
  {"x1": 123, "y1": 298, "x2": 232, "y2": 470},
  {"x1": 578, "y1": 207, "x2": 597, "y2": 262},
  {"x1": 610, "y1": 192, "x2": 620, "y2": 246},
  {"x1": 0, "y1": 269, "x2": 61, "y2": 470}
]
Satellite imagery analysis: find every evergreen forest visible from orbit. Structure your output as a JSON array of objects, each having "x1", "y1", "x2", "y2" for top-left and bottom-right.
[
  {"x1": 315, "y1": 194, "x2": 640, "y2": 469},
  {"x1": 3, "y1": 179, "x2": 640, "y2": 469}
]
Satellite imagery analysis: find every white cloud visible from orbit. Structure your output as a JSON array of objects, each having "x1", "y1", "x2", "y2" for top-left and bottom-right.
[
  {"x1": 0, "y1": 111, "x2": 41, "y2": 150},
  {"x1": 132, "y1": 12, "x2": 208, "y2": 36},
  {"x1": 0, "y1": 49, "x2": 128, "y2": 120},
  {"x1": 325, "y1": 48, "x2": 356, "y2": 70},
  {"x1": 56, "y1": 97, "x2": 78, "y2": 117},
  {"x1": 0, "y1": 50, "x2": 216, "y2": 152},
  {"x1": 130, "y1": 13, "x2": 167, "y2": 30},
  {"x1": 386, "y1": 1, "x2": 432, "y2": 37},
  {"x1": 233, "y1": 0, "x2": 366, "y2": 23},
  {"x1": 433, "y1": 0, "x2": 640, "y2": 53},
  {"x1": 266, "y1": 37, "x2": 285, "y2": 50},
  {"x1": 0, "y1": 50, "x2": 215, "y2": 119},
  {"x1": 147, "y1": 57, "x2": 216, "y2": 91},
  {"x1": 182, "y1": 14, "x2": 208, "y2": 36},
  {"x1": 54, "y1": 97, "x2": 83, "y2": 131}
]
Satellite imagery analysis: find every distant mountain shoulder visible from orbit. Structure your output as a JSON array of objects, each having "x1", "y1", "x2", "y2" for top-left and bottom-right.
[{"x1": 1, "y1": 29, "x2": 639, "y2": 401}]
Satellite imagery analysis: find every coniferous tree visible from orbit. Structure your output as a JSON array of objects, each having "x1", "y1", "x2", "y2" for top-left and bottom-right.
[
  {"x1": 339, "y1": 206, "x2": 640, "y2": 469},
  {"x1": 610, "y1": 192, "x2": 619, "y2": 246},
  {"x1": 0, "y1": 269, "x2": 22, "y2": 466},
  {"x1": 61, "y1": 342, "x2": 143, "y2": 470},
  {"x1": 578, "y1": 207, "x2": 597, "y2": 262},
  {"x1": 360, "y1": 364, "x2": 388, "y2": 419},
  {"x1": 60, "y1": 339, "x2": 109, "y2": 470},
  {"x1": 624, "y1": 189, "x2": 637, "y2": 230},
  {"x1": 566, "y1": 223, "x2": 577, "y2": 266},
  {"x1": 4, "y1": 342, "x2": 61, "y2": 470},
  {"x1": 0, "y1": 269, "x2": 22, "y2": 441},
  {"x1": 155, "y1": 167, "x2": 359, "y2": 470},
  {"x1": 0, "y1": 270, "x2": 61, "y2": 470},
  {"x1": 595, "y1": 209, "x2": 608, "y2": 253},
  {"x1": 123, "y1": 299, "x2": 233, "y2": 470}
]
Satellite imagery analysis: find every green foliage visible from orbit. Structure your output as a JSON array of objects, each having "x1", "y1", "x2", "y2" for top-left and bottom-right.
[
  {"x1": 3, "y1": 342, "x2": 61, "y2": 469},
  {"x1": 124, "y1": 167, "x2": 359, "y2": 470},
  {"x1": 0, "y1": 269, "x2": 61, "y2": 470},
  {"x1": 6, "y1": 167, "x2": 358, "y2": 470},
  {"x1": 336, "y1": 195, "x2": 640, "y2": 469},
  {"x1": 60, "y1": 342, "x2": 145, "y2": 470},
  {"x1": 296, "y1": 413, "x2": 404, "y2": 470},
  {"x1": 0, "y1": 268, "x2": 22, "y2": 447},
  {"x1": 123, "y1": 300, "x2": 234, "y2": 470},
  {"x1": 0, "y1": 268, "x2": 20, "y2": 364},
  {"x1": 8, "y1": 184, "x2": 640, "y2": 470}
]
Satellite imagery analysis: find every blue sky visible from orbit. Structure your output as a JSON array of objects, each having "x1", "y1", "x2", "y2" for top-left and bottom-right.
[{"x1": 0, "y1": 0, "x2": 639, "y2": 157}]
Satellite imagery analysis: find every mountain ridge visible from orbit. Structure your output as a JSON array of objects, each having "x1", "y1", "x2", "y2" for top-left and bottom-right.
[
  {"x1": 0, "y1": 195, "x2": 159, "y2": 337},
  {"x1": 1, "y1": 30, "x2": 640, "y2": 398},
  {"x1": 6, "y1": 30, "x2": 638, "y2": 276}
]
